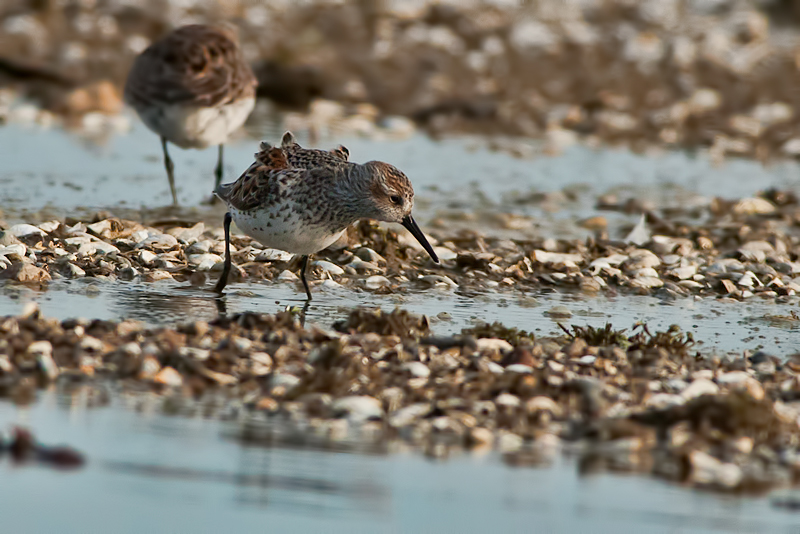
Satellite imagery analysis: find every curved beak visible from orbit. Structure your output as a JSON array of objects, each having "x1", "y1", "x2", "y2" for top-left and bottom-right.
[{"x1": 401, "y1": 215, "x2": 439, "y2": 264}]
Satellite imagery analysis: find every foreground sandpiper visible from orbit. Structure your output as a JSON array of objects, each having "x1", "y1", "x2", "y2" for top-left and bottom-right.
[
  {"x1": 124, "y1": 24, "x2": 258, "y2": 205},
  {"x1": 214, "y1": 132, "x2": 439, "y2": 299}
]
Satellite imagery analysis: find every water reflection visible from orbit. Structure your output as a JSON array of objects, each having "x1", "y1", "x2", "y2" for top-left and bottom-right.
[
  {"x1": 106, "y1": 455, "x2": 390, "y2": 517},
  {"x1": 109, "y1": 284, "x2": 221, "y2": 325}
]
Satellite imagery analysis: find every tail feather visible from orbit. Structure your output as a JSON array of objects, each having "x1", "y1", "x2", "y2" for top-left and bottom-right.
[{"x1": 214, "y1": 182, "x2": 234, "y2": 202}]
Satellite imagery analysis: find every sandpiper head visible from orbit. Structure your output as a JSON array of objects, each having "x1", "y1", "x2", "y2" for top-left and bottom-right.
[
  {"x1": 364, "y1": 161, "x2": 415, "y2": 223},
  {"x1": 364, "y1": 161, "x2": 439, "y2": 264}
]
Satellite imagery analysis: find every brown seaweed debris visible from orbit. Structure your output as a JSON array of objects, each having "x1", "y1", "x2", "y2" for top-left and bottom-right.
[
  {"x1": 1, "y1": 306, "x2": 800, "y2": 494},
  {"x1": 333, "y1": 307, "x2": 430, "y2": 339},
  {"x1": 559, "y1": 322, "x2": 629, "y2": 347},
  {"x1": 462, "y1": 321, "x2": 534, "y2": 346}
]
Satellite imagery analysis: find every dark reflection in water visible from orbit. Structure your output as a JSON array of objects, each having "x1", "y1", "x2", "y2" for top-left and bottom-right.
[
  {"x1": 105, "y1": 459, "x2": 386, "y2": 501},
  {"x1": 109, "y1": 285, "x2": 222, "y2": 325}
]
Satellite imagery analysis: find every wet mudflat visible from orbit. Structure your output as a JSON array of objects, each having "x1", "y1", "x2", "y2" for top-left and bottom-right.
[
  {"x1": 4, "y1": 120, "x2": 800, "y2": 530},
  {"x1": 1, "y1": 388, "x2": 799, "y2": 534}
]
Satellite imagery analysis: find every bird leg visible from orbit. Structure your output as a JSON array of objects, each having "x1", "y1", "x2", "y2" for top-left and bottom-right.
[
  {"x1": 214, "y1": 212, "x2": 232, "y2": 294},
  {"x1": 161, "y1": 137, "x2": 178, "y2": 206},
  {"x1": 299, "y1": 255, "x2": 312, "y2": 300},
  {"x1": 209, "y1": 144, "x2": 224, "y2": 205}
]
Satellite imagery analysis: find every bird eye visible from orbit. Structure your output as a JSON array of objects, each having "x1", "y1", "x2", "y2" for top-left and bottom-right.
[{"x1": 390, "y1": 195, "x2": 403, "y2": 206}]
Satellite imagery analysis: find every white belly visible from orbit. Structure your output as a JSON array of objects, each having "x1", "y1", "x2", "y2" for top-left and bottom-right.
[
  {"x1": 135, "y1": 97, "x2": 255, "y2": 149},
  {"x1": 232, "y1": 209, "x2": 346, "y2": 255}
]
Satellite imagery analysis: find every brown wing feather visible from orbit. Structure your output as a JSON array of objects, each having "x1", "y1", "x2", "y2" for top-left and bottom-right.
[
  {"x1": 217, "y1": 134, "x2": 351, "y2": 211},
  {"x1": 124, "y1": 24, "x2": 257, "y2": 108},
  {"x1": 262, "y1": 132, "x2": 351, "y2": 170}
]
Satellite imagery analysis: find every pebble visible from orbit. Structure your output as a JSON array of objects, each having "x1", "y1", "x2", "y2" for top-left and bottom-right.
[
  {"x1": 269, "y1": 373, "x2": 300, "y2": 390},
  {"x1": 354, "y1": 247, "x2": 386, "y2": 265},
  {"x1": 66, "y1": 263, "x2": 86, "y2": 278},
  {"x1": 476, "y1": 338, "x2": 513, "y2": 354},
  {"x1": 256, "y1": 249, "x2": 293, "y2": 262},
  {"x1": 681, "y1": 378, "x2": 720, "y2": 400},
  {"x1": 646, "y1": 393, "x2": 685, "y2": 409},
  {"x1": 390, "y1": 403, "x2": 431, "y2": 428},
  {"x1": 546, "y1": 306, "x2": 572, "y2": 318},
  {"x1": 313, "y1": 260, "x2": 344, "y2": 276},
  {"x1": 139, "y1": 356, "x2": 161, "y2": 379},
  {"x1": 332, "y1": 396, "x2": 383, "y2": 423},
  {"x1": 689, "y1": 450, "x2": 742, "y2": 489},
  {"x1": 136, "y1": 233, "x2": 178, "y2": 250},
  {"x1": 402, "y1": 361, "x2": 430, "y2": 379},
  {"x1": 630, "y1": 276, "x2": 664, "y2": 289},
  {"x1": 419, "y1": 275, "x2": 457, "y2": 288},
  {"x1": 348, "y1": 257, "x2": 382, "y2": 273},
  {"x1": 278, "y1": 270, "x2": 299, "y2": 281},
  {"x1": 153, "y1": 366, "x2": 183, "y2": 387},
  {"x1": 495, "y1": 393, "x2": 521, "y2": 409},
  {"x1": 717, "y1": 371, "x2": 765, "y2": 400},
  {"x1": 15, "y1": 264, "x2": 51, "y2": 283},
  {"x1": 365, "y1": 275, "x2": 391, "y2": 289},
  {"x1": 467, "y1": 427, "x2": 494, "y2": 447},
  {"x1": 497, "y1": 432, "x2": 524, "y2": 453},
  {"x1": 28, "y1": 341, "x2": 58, "y2": 380},
  {"x1": 0, "y1": 244, "x2": 27, "y2": 260},
  {"x1": 188, "y1": 254, "x2": 223, "y2": 271},
  {"x1": 9, "y1": 224, "x2": 44, "y2": 237},
  {"x1": 525, "y1": 396, "x2": 561, "y2": 416},
  {"x1": 249, "y1": 352, "x2": 273, "y2": 376},
  {"x1": 138, "y1": 250, "x2": 157, "y2": 265}
]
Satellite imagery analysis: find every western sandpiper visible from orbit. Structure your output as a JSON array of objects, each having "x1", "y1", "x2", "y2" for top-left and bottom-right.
[
  {"x1": 214, "y1": 132, "x2": 439, "y2": 299},
  {"x1": 124, "y1": 24, "x2": 258, "y2": 205}
]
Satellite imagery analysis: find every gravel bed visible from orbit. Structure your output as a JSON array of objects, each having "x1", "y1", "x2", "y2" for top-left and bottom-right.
[
  {"x1": 5, "y1": 187, "x2": 800, "y2": 301},
  {"x1": 2, "y1": 304, "x2": 800, "y2": 493}
]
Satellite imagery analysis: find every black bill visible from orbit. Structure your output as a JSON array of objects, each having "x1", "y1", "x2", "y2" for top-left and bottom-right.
[{"x1": 401, "y1": 215, "x2": 439, "y2": 263}]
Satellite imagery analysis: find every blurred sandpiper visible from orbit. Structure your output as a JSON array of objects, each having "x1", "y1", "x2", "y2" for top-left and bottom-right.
[
  {"x1": 214, "y1": 132, "x2": 439, "y2": 299},
  {"x1": 124, "y1": 24, "x2": 258, "y2": 205}
]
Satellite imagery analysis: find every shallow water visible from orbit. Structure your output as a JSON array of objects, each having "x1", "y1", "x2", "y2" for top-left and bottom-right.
[
  {"x1": 1, "y1": 278, "x2": 799, "y2": 357},
  {"x1": 4, "y1": 117, "x2": 800, "y2": 530},
  {"x1": 2, "y1": 118, "x2": 800, "y2": 239},
  {"x1": 2, "y1": 389, "x2": 799, "y2": 534}
]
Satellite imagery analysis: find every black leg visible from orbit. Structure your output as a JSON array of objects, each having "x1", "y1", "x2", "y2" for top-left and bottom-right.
[
  {"x1": 299, "y1": 255, "x2": 312, "y2": 300},
  {"x1": 161, "y1": 137, "x2": 178, "y2": 206},
  {"x1": 210, "y1": 144, "x2": 224, "y2": 205},
  {"x1": 214, "y1": 212, "x2": 232, "y2": 294}
]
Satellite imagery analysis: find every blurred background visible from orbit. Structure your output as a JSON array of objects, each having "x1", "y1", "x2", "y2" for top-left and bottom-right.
[{"x1": 3, "y1": 0, "x2": 800, "y2": 160}]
